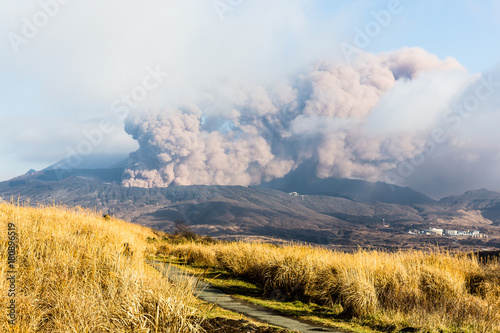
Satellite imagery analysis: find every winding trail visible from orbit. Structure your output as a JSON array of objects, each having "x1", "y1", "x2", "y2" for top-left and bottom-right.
[{"x1": 147, "y1": 259, "x2": 343, "y2": 333}]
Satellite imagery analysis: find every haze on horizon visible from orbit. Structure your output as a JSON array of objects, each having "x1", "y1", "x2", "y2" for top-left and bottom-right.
[{"x1": 1, "y1": 0, "x2": 500, "y2": 199}]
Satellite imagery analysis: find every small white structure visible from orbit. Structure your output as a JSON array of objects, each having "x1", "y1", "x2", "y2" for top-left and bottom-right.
[
  {"x1": 424, "y1": 228, "x2": 444, "y2": 235},
  {"x1": 444, "y1": 230, "x2": 458, "y2": 236},
  {"x1": 289, "y1": 192, "x2": 299, "y2": 197}
]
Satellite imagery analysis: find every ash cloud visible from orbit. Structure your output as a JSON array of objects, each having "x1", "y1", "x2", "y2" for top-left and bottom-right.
[
  {"x1": 122, "y1": 47, "x2": 469, "y2": 188},
  {"x1": 401, "y1": 65, "x2": 500, "y2": 198}
]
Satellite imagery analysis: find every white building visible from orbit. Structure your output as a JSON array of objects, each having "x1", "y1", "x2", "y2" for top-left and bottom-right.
[{"x1": 427, "y1": 228, "x2": 444, "y2": 235}]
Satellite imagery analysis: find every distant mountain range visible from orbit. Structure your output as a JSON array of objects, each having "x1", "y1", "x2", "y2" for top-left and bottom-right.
[{"x1": 1, "y1": 163, "x2": 500, "y2": 251}]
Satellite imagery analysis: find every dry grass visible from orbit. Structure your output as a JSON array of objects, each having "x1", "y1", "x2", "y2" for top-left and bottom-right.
[
  {"x1": 0, "y1": 202, "x2": 200, "y2": 332},
  {"x1": 158, "y1": 241, "x2": 500, "y2": 332}
]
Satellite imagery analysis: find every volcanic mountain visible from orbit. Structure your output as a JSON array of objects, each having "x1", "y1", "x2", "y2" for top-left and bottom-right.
[{"x1": 1, "y1": 162, "x2": 499, "y2": 251}]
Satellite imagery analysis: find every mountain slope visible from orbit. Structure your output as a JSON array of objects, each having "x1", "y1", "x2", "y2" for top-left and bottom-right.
[
  {"x1": 1, "y1": 169, "x2": 500, "y2": 249},
  {"x1": 258, "y1": 164, "x2": 435, "y2": 205},
  {"x1": 440, "y1": 189, "x2": 500, "y2": 225},
  {"x1": 0, "y1": 170, "x2": 421, "y2": 246}
]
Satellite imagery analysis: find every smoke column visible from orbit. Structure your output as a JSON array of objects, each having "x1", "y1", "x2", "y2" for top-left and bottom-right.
[{"x1": 122, "y1": 47, "x2": 466, "y2": 188}]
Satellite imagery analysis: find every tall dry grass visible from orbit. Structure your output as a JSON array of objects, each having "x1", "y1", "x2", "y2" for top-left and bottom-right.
[
  {"x1": 158, "y1": 241, "x2": 500, "y2": 332},
  {"x1": 0, "y1": 202, "x2": 200, "y2": 332}
]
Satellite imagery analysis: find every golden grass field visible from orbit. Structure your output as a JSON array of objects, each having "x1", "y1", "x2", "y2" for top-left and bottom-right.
[
  {"x1": 157, "y1": 240, "x2": 500, "y2": 332},
  {"x1": 0, "y1": 202, "x2": 200, "y2": 332},
  {"x1": 2, "y1": 201, "x2": 500, "y2": 332}
]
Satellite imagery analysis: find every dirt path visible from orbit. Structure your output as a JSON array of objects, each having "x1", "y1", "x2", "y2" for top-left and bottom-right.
[{"x1": 148, "y1": 259, "x2": 344, "y2": 333}]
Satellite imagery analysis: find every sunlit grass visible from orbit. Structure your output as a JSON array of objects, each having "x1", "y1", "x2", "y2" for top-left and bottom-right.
[
  {"x1": 158, "y1": 240, "x2": 500, "y2": 332},
  {"x1": 0, "y1": 202, "x2": 200, "y2": 332},
  {"x1": 5, "y1": 199, "x2": 499, "y2": 332}
]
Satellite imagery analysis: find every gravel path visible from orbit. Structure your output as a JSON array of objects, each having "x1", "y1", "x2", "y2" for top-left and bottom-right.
[{"x1": 148, "y1": 259, "x2": 344, "y2": 333}]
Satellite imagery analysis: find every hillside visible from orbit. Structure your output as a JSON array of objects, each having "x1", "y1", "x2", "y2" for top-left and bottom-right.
[
  {"x1": 0, "y1": 203, "x2": 199, "y2": 332},
  {"x1": 440, "y1": 189, "x2": 500, "y2": 225},
  {"x1": 258, "y1": 163, "x2": 435, "y2": 205},
  {"x1": 2, "y1": 169, "x2": 500, "y2": 250}
]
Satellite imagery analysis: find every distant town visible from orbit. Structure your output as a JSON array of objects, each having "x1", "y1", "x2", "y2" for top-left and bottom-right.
[{"x1": 408, "y1": 227, "x2": 487, "y2": 238}]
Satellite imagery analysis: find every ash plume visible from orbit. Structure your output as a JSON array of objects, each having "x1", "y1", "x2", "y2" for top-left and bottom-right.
[{"x1": 122, "y1": 47, "x2": 466, "y2": 188}]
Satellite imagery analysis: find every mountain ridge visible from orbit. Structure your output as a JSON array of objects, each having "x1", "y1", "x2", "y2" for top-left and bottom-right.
[
  {"x1": 258, "y1": 163, "x2": 435, "y2": 205},
  {"x1": 1, "y1": 168, "x2": 500, "y2": 250}
]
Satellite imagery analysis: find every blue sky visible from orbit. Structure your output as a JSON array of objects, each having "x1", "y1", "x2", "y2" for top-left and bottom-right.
[
  {"x1": 314, "y1": 0, "x2": 500, "y2": 72},
  {"x1": 0, "y1": 0, "x2": 499, "y2": 197}
]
